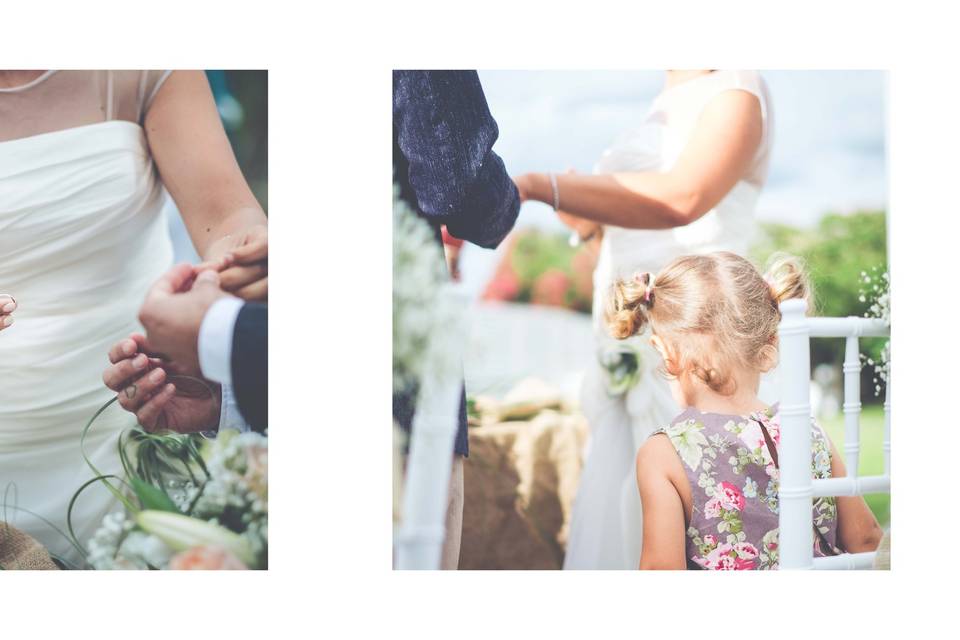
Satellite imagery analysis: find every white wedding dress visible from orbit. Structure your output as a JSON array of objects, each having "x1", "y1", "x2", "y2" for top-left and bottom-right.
[
  {"x1": 0, "y1": 71, "x2": 174, "y2": 566},
  {"x1": 563, "y1": 70, "x2": 774, "y2": 569}
]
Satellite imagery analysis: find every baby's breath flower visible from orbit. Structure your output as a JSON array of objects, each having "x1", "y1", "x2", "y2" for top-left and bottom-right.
[
  {"x1": 859, "y1": 267, "x2": 890, "y2": 396},
  {"x1": 88, "y1": 429, "x2": 269, "y2": 569},
  {"x1": 393, "y1": 183, "x2": 462, "y2": 395}
]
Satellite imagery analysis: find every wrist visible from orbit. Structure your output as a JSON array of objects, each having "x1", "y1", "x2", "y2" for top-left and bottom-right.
[
  {"x1": 200, "y1": 211, "x2": 267, "y2": 260},
  {"x1": 520, "y1": 173, "x2": 551, "y2": 204}
]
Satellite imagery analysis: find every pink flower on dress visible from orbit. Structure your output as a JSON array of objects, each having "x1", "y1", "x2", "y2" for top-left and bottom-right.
[
  {"x1": 704, "y1": 496, "x2": 723, "y2": 519},
  {"x1": 744, "y1": 412, "x2": 781, "y2": 454},
  {"x1": 717, "y1": 481, "x2": 745, "y2": 511},
  {"x1": 703, "y1": 544, "x2": 737, "y2": 570},
  {"x1": 766, "y1": 415, "x2": 782, "y2": 445},
  {"x1": 698, "y1": 542, "x2": 759, "y2": 570},
  {"x1": 702, "y1": 534, "x2": 718, "y2": 547}
]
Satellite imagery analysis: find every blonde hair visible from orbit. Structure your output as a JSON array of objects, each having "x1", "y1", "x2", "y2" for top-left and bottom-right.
[{"x1": 605, "y1": 251, "x2": 813, "y2": 394}]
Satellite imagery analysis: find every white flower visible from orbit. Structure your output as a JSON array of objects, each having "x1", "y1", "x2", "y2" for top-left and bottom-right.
[
  {"x1": 392, "y1": 184, "x2": 462, "y2": 394},
  {"x1": 859, "y1": 266, "x2": 890, "y2": 396},
  {"x1": 664, "y1": 419, "x2": 710, "y2": 471},
  {"x1": 136, "y1": 511, "x2": 255, "y2": 567},
  {"x1": 116, "y1": 530, "x2": 173, "y2": 569},
  {"x1": 87, "y1": 511, "x2": 134, "y2": 570}
]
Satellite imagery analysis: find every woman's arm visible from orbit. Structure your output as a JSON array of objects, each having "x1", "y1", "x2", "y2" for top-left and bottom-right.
[
  {"x1": 144, "y1": 71, "x2": 268, "y2": 298},
  {"x1": 636, "y1": 436, "x2": 688, "y2": 569},
  {"x1": 826, "y1": 435, "x2": 884, "y2": 553},
  {"x1": 515, "y1": 89, "x2": 763, "y2": 230}
]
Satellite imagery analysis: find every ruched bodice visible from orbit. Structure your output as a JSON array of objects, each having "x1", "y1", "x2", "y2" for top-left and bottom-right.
[{"x1": 0, "y1": 120, "x2": 173, "y2": 564}]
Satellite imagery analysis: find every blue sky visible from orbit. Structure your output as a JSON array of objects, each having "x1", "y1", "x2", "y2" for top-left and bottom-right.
[{"x1": 456, "y1": 70, "x2": 887, "y2": 297}]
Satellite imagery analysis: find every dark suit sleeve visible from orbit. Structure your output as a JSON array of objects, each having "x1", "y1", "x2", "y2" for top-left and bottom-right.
[
  {"x1": 231, "y1": 302, "x2": 268, "y2": 432},
  {"x1": 393, "y1": 70, "x2": 520, "y2": 249}
]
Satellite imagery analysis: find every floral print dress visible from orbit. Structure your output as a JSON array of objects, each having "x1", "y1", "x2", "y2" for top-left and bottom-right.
[{"x1": 652, "y1": 404, "x2": 839, "y2": 570}]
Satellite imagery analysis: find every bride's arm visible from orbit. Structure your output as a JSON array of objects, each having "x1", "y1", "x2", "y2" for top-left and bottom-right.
[
  {"x1": 143, "y1": 71, "x2": 267, "y2": 291},
  {"x1": 515, "y1": 90, "x2": 763, "y2": 230}
]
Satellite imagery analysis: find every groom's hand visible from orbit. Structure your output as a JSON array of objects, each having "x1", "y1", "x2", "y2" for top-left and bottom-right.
[
  {"x1": 138, "y1": 264, "x2": 231, "y2": 374},
  {"x1": 103, "y1": 333, "x2": 222, "y2": 433}
]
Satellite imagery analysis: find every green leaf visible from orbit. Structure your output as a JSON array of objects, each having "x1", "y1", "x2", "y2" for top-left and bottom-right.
[{"x1": 130, "y1": 476, "x2": 180, "y2": 513}]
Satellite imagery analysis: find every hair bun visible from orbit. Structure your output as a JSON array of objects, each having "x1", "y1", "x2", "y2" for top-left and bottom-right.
[
  {"x1": 604, "y1": 276, "x2": 651, "y2": 339},
  {"x1": 763, "y1": 252, "x2": 814, "y2": 313}
]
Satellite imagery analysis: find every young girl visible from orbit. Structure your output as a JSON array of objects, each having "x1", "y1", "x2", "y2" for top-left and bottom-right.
[{"x1": 606, "y1": 251, "x2": 883, "y2": 570}]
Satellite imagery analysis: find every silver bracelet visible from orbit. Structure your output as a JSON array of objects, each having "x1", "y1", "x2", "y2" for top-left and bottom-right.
[{"x1": 548, "y1": 173, "x2": 560, "y2": 211}]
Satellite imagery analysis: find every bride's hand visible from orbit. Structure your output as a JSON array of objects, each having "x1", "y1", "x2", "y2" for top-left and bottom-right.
[
  {"x1": 513, "y1": 175, "x2": 531, "y2": 203},
  {"x1": 0, "y1": 294, "x2": 16, "y2": 332},
  {"x1": 203, "y1": 224, "x2": 268, "y2": 301},
  {"x1": 103, "y1": 333, "x2": 221, "y2": 434},
  {"x1": 557, "y1": 209, "x2": 601, "y2": 240}
]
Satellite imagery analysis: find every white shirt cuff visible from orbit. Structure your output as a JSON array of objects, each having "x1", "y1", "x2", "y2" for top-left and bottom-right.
[
  {"x1": 199, "y1": 297, "x2": 244, "y2": 386},
  {"x1": 218, "y1": 384, "x2": 252, "y2": 433}
]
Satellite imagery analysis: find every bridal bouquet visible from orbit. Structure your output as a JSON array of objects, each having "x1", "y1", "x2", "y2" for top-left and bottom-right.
[
  {"x1": 84, "y1": 428, "x2": 267, "y2": 570},
  {"x1": 598, "y1": 335, "x2": 647, "y2": 396}
]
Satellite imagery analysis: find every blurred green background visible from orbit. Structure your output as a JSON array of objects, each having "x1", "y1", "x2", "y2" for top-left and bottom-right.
[
  {"x1": 821, "y1": 407, "x2": 889, "y2": 526},
  {"x1": 167, "y1": 71, "x2": 267, "y2": 265},
  {"x1": 209, "y1": 70, "x2": 268, "y2": 212}
]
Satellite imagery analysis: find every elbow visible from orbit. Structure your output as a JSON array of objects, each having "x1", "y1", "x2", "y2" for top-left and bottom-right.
[
  {"x1": 861, "y1": 523, "x2": 884, "y2": 552},
  {"x1": 843, "y1": 522, "x2": 885, "y2": 554},
  {"x1": 624, "y1": 186, "x2": 705, "y2": 229},
  {"x1": 661, "y1": 189, "x2": 707, "y2": 228}
]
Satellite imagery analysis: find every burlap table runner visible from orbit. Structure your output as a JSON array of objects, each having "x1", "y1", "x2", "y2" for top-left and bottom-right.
[{"x1": 0, "y1": 522, "x2": 60, "y2": 570}]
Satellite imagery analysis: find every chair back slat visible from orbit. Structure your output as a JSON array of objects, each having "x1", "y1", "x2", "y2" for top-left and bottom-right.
[{"x1": 778, "y1": 300, "x2": 890, "y2": 570}]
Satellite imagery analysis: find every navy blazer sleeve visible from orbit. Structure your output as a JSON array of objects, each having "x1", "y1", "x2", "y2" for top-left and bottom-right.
[
  {"x1": 231, "y1": 302, "x2": 268, "y2": 432},
  {"x1": 393, "y1": 70, "x2": 520, "y2": 249}
]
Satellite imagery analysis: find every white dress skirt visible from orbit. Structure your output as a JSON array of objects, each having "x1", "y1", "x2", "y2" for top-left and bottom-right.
[
  {"x1": 563, "y1": 70, "x2": 777, "y2": 569},
  {"x1": 0, "y1": 71, "x2": 174, "y2": 566}
]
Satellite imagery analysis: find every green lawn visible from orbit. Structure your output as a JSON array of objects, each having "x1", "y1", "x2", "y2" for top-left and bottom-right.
[{"x1": 819, "y1": 406, "x2": 889, "y2": 527}]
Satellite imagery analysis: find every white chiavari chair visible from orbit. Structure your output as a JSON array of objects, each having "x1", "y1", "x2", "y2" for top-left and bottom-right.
[{"x1": 778, "y1": 298, "x2": 890, "y2": 569}]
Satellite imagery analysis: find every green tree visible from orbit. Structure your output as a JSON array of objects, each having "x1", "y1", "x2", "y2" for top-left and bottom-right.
[{"x1": 751, "y1": 210, "x2": 888, "y2": 401}]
